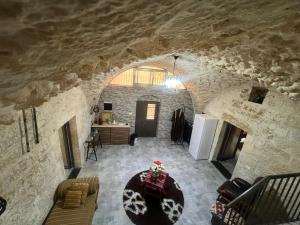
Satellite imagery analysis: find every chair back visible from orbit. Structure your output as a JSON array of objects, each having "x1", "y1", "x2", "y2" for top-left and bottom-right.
[{"x1": 91, "y1": 132, "x2": 100, "y2": 147}]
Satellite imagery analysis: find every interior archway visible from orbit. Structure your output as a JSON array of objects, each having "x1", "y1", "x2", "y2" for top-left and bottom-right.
[
  {"x1": 97, "y1": 63, "x2": 194, "y2": 138},
  {"x1": 81, "y1": 53, "x2": 255, "y2": 116}
]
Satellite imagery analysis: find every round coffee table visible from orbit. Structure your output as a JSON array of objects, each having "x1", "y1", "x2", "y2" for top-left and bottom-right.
[{"x1": 123, "y1": 171, "x2": 184, "y2": 225}]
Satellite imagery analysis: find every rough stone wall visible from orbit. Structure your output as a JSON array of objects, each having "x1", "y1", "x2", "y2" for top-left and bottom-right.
[
  {"x1": 98, "y1": 85, "x2": 194, "y2": 138},
  {"x1": 204, "y1": 84, "x2": 300, "y2": 182},
  {"x1": 1, "y1": 0, "x2": 300, "y2": 111},
  {"x1": 0, "y1": 87, "x2": 91, "y2": 225},
  {"x1": 0, "y1": 1, "x2": 299, "y2": 223}
]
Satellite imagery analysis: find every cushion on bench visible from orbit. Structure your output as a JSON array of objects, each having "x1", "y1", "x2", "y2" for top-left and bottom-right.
[{"x1": 54, "y1": 176, "x2": 99, "y2": 202}]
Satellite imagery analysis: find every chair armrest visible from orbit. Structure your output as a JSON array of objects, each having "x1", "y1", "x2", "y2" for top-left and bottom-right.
[
  {"x1": 232, "y1": 178, "x2": 251, "y2": 191},
  {"x1": 53, "y1": 179, "x2": 73, "y2": 202},
  {"x1": 217, "y1": 181, "x2": 232, "y2": 194},
  {"x1": 219, "y1": 189, "x2": 241, "y2": 202}
]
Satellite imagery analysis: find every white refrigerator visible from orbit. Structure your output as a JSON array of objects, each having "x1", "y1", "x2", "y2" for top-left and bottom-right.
[{"x1": 189, "y1": 114, "x2": 218, "y2": 160}]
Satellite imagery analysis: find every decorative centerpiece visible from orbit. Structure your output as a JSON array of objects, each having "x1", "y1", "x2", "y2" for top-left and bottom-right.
[{"x1": 150, "y1": 160, "x2": 165, "y2": 182}]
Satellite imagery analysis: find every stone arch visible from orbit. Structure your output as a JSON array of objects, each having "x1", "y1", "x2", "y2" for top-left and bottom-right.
[
  {"x1": 96, "y1": 64, "x2": 195, "y2": 138},
  {"x1": 84, "y1": 52, "x2": 251, "y2": 114},
  {"x1": 138, "y1": 95, "x2": 161, "y2": 102},
  {"x1": 1, "y1": 0, "x2": 300, "y2": 114}
]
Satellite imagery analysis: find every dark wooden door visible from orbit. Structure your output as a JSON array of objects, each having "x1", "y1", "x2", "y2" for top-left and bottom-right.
[
  {"x1": 217, "y1": 123, "x2": 243, "y2": 161},
  {"x1": 62, "y1": 122, "x2": 75, "y2": 169},
  {"x1": 135, "y1": 101, "x2": 159, "y2": 137}
]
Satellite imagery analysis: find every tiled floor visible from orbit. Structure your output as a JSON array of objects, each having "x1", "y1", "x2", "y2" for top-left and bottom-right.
[{"x1": 79, "y1": 138, "x2": 226, "y2": 225}]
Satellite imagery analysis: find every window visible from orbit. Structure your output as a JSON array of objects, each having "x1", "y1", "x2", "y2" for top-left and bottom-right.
[
  {"x1": 146, "y1": 104, "x2": 156, "y2": 120},
  {"x1": 110, "y1": 68, "x2": 134, "y2": 86},
  {"x1": 103, "y1": 102, "x2": 112, "y2": 111},
  {"x1": 152, "y1": 71, "x2": 166, "y2": 85},
  {"x1": 110, "y1": 67, "x2": 185, "y2": 89},
  {"x1": 135, "y1": 70, "x2": 152, "y2": 85}
]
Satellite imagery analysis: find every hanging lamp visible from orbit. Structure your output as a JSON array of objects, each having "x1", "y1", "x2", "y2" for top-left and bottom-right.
[{"x1": 165, "y1": 55, "x2": 181, "y2": 89}]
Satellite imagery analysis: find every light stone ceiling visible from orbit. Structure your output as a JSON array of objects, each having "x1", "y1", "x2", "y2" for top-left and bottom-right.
[{"x1": 1, "y1": 0, "x2": 300, "y2": 109}]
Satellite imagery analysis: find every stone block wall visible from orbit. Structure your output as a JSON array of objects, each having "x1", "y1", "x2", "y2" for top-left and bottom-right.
[
  {"x1": 98, "y1": 85, "x2": 194, "y2": 138},
  {"x1": 0, "y1": 87, "x2": 91, "y2": 225},
  {"x1": 205, "y1": 85, "x2": 300, "y2": 182},
  {"x1": 0, "y1": 78, "x2": 299, "y2": 225}
]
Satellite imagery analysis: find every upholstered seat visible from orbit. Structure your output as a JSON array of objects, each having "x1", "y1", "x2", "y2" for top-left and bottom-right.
[
  {"x1": 217, "y1": 177, "x2": 262, "y2": 203},
  {"x1": 45, "y1": 194, "x2": 96, "y2": 225},
  {"x1": 44, "y1": 177, "x2": 99, "y2": 225}
]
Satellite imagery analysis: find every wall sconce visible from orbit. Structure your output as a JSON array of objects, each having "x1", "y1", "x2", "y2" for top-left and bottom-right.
[{"x1": 90, "y1": 105, "x2": 100, "y2": 114}]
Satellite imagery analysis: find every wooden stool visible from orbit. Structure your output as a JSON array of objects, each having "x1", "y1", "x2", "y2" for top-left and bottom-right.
[
  {"x1": 85, "y1": 132, "x2": 101, "y2": 161},
  {"x1": 85, "y1": 141, "x2": 97, "y2": 161}
]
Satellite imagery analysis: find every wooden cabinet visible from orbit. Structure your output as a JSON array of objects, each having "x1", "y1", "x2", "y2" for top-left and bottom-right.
[
  {"x1": 93, "y1": 124, "x2": 129, "y2": 145},
  {"x1": 111, "y1": 127, "x2": 129, "y2": 144},
  {"x1": 99, "y1": 127, "x2": 111, "y2": 144}
]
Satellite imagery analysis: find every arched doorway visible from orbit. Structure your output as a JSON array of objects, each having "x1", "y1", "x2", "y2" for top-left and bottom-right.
[{"x1": 97, "y1": 66, "x2": 193, "y2": 139}]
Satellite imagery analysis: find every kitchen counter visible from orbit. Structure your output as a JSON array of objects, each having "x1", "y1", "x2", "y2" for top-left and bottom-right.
[
  {"x1": 91, "y1": 123, "x2": 130, "y2": 145},
  {"x1": 92, "y1": 123, "x2": 130, "y2": 128}
]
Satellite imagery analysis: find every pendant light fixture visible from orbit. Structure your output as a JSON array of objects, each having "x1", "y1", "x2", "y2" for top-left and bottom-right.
[
  {"x1": 165, "y1": 55, "x2": 181, "y2": 89},
  {"x1": 173, "y1": 55, "x2": 179, "y2": 75}
]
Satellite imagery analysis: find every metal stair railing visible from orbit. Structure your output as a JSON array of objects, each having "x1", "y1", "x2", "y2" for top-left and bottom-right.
[{"x1": 222, "y1": 172, "x2": 300, "y2": 225}]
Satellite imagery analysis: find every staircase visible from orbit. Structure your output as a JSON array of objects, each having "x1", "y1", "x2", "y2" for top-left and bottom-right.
[{"x1": 222, "y1": 172, "x2": 300, "y2": 225}]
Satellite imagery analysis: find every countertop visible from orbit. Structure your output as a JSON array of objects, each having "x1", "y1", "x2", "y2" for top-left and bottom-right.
[{"x1": 92, "y1": 123, "x2": 130, "y2": 128}]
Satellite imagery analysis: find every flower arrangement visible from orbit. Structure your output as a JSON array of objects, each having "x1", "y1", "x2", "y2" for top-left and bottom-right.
[{"x1": 150, "y1": 160, "x2": 165, "y2": 181}]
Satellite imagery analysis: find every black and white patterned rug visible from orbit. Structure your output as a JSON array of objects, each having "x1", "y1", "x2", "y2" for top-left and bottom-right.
[{"x1": 123, "y1": 171, "x2": 184, "y2": 225}]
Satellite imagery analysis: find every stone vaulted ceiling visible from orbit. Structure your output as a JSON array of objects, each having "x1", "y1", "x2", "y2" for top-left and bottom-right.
[{"x1": 1, "y1": 0, "x2": 300, "y2": 109}]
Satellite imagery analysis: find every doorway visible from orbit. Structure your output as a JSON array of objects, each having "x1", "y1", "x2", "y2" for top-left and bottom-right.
[
  {"x1": 58, "y1": 117, "x2": 81, "y2": 178},
  {"x1": 62, "y1": 121, "x2": 75, "y2": 169},
  {"x1": 135, "y1": 101, "x2": 159, "y2": 137},
  {"x1": 213, "y1": 122, "x2": 247, "y2": 178}
]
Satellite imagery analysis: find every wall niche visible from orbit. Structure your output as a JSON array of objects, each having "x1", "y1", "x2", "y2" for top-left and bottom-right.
[{"x1": 248, "y1": 87, "x2": 268, "y2": 104}]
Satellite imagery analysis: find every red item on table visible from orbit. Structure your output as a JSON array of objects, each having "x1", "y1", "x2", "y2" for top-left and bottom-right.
[
  {"x1": 144, "y1": 170, "x2": 168, "y2": 196},
  {"x1": 153, "y1": 160, "x2": 162, "y2": 165}
]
